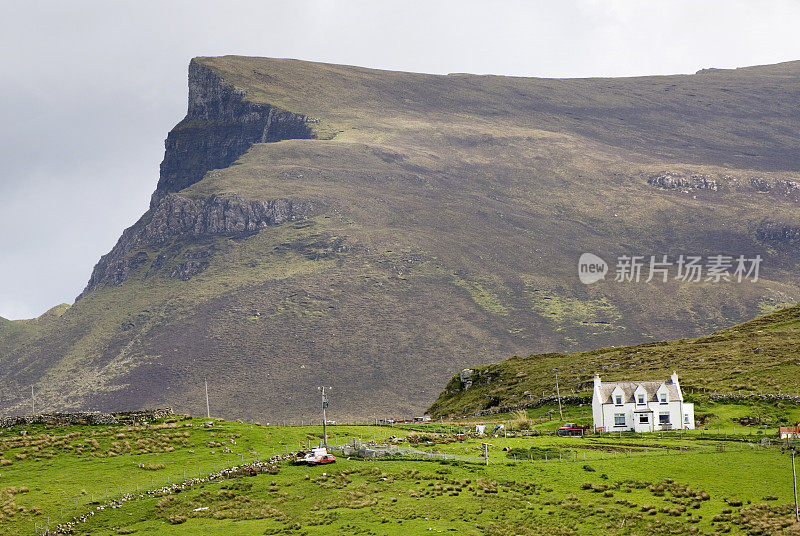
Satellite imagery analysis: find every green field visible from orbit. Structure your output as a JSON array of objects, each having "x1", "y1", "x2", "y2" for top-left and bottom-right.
[{"x1": 1, "y1": 410, "x2": 799, "y2": 535}]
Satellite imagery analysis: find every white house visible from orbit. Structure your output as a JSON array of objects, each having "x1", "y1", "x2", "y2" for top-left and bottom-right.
[{"x1": 592, "y1": 372, "x2": 694, "y2": 432}]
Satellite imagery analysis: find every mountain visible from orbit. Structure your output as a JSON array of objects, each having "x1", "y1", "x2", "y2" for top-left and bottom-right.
[
  {"x1": 428, "y1": 302, "x2": 800, "y2": 418},
  {"x1": 2, "y1": 57, "x2": 800, "y2": 421}
]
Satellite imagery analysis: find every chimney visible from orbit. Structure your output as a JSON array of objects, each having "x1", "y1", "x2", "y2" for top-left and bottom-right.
[
  {"x1": 594, "y1": 374, "x2": 602, "y2": 390},
  {"x1": 671, "y1": 371, "x2": 679, "y2": 385}
]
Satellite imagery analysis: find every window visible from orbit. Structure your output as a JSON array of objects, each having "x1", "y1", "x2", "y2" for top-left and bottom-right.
[
  {"x1": 684, "y1": 414, "x2": 690, "y2": 424},
  {"x1": 639, "y1": 414, "x2": 649, "y2": 424},
  {"x1": 659, "y1": 412, "x2": 670, "y2": 425},
  {"x1": 659, "y1": 393, "x2": 667, "y2": 403},
  {"x1": 614, "y1": 413, "x2": 626, "y2": 426},
  {"x1": 615, "y1": 395, "x2": 623, "y2": 405},
  {"x1": 637, "y1": 394, "x2": 645, "y2": 405}
]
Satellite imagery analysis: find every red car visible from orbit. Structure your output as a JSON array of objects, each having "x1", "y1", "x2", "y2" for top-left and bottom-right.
[
  {"x1": 557, "y1": 423, "x2": 588, "y2": 436},
  {"x1": 295, "y1": 447, "x2": 337, "y2": 466},
  {"x1": 307, "y1": 453, "x2": 337, "y2": 465}
]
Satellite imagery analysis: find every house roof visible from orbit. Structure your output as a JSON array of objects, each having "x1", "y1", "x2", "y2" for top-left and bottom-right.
[{"x1": 597, "y1": 379, "x2": 681, "y2": 405}]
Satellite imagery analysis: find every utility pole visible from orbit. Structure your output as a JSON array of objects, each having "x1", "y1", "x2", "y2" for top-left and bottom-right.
[
  {"x1": 554, "y1": 368, "x2": 563, "y2": 420},
  {"x1": 319, "y1": 387, "x2": 330, "y2": 448},
  {"x1": 204, "y1": 379, "x2": 210, "y2": 419},
  {"x1": 793, "y1": 447, "x2": 798, "y2": 523}
]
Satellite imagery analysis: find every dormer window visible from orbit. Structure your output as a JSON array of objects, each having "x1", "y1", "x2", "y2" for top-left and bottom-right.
[
  {"x1": 660, "y1": 393, "x2": 667, "y2": 403},
  {"x1": 615, "y1": 395, "x2": 623, "y2": 405},
  {"x1": 637, "y1": 394, "x2": 645, "y2": 405}
]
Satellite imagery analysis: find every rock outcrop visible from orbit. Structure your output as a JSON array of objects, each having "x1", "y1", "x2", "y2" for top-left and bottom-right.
[
  {"x1": 649, "y1": 172, "x2": 800, "y2": 199},
  {"x1": 0, "y1": 408, "x2": 172, "y2": 427},
  {"x1": 648, "y1": 171, "x2": 718, "y2": 191},
  {"x1": 749, "y1": 177, "x2": 800, "y2": 196},
  {"x1": 78, "y1": 194, "x2": 314, "y2": 297},
  {"x1": 151, "y1": 60, "x2": 315, "y2": 207},
  {"x1": 756, "y1": 221, "x2": 800, "y2": 242}
]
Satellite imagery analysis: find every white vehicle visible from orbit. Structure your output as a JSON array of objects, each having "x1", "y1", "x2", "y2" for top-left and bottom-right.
[{"x1": 296, "y1": 447, "x2": 337, "y2": 465}]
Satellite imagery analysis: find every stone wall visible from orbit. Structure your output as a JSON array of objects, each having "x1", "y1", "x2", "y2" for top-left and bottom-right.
[
  {"x1": 707, "y1": 393, "x2": 800, "y2": 404},
  {"x1": 461, "y1": 395, "x2": 591, "y2": 418},
  {"x1": 0, "y1": 408, "x2": 173, "y2": 428}
]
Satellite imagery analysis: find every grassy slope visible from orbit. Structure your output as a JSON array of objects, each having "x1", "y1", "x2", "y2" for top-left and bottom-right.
[
  {"x1": 197, "y1": 56, "x2": 800, "y2": 171},
  {"x1": 0, "y1": 304, "x2": 70, "y2": 359},
  {"x1": 4, "y1": 57, "x2": 800, "y2": 421},
  {"x1": 1, "y1": 414, "x2": 799, "y2": 535},
  {"x1": 429, "y1": 303, "x2": 800, "y2": 417}
]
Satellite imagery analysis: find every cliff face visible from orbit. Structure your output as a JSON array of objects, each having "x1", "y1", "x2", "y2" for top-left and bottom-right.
[
  {"x1": 79, "y1": 194, "x2": 315, "y2": 297},
  {"x1": 78, "y1": 61, "x2": 317, "y2": 298},
  {"x1": 152, "y1": 60, "x2": 315, "y2": 207}
]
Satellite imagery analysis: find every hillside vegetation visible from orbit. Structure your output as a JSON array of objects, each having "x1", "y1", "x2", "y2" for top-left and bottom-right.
[
  {"x1": 3, "y1": 57, "x2": 800, "y2": 421},
  {"x1": 429, "y1": 303, "x2": 800, "y2": 418}
]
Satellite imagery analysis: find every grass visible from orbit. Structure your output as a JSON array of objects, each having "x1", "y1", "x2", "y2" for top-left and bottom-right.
[
  {"x1": 1, "y1": 413, "x2": 799, "y2": 535},
  {"x1": 195, "y1": 56, "x2": 800, "y2": 172},
  {"x1": 453, "y1": 275, "x2": 509, "y2": 316},
  {"x1": 528, "y1": 291, "x2": 623, "y2": 338},
  {"x1": 0, "y1": 416, "x2": 412, "y2": 534}
]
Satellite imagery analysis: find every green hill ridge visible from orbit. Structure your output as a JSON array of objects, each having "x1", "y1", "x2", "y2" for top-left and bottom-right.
[{"x1": 429, "y1": 302, "x2": 800, "y2": 417}]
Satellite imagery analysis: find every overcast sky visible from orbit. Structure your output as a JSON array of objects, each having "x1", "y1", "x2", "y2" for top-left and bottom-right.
[{"x1": 1, "y1": 1, "x2": 800, "y2": 320}]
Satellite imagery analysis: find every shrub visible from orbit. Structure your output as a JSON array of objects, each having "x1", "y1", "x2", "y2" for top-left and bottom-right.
[{"x1": 168, "y1": 514, "x2": 186, "y2": 524}]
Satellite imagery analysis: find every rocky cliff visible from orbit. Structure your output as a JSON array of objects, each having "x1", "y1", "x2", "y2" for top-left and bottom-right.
[
  {"x1": 79, "y1": 194, "x2": 315, "y2": 297},
  {"x1": 78, "y1": 60, "x2": 318, "y2": 298},
  {"x1": 152, "y1": 60, "x2": 315, "y2": 206}
]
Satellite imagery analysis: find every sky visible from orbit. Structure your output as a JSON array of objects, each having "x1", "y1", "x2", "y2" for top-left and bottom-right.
[{"x1": 1, "y1": 0, "x2": 800, "y2": 320}]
